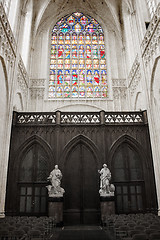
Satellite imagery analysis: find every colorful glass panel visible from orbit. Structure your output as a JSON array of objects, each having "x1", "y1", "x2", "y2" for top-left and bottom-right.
[
  {"x1": 66, "y1": 15, "x2": 76, "y2": 25},
  {"x1": 91, "y1": 18, "x2": 99, "y2": 26},
  {"x1": 80, "y1": 15, "x2": 89, "y2": 25},
  {"x1": 51, "y1": 45, "x2": 57, "y2": 58},
  {"x1": 60, "y1": 23, "x2": 70, "y2": 33},
  {"x1": 72, "y1": 86, "x2": 78, "y2": 97},
  {"x1": 74, "y1": 12, "x2": 82, "y2": 17},
  {"x1": 65, "y1": 33, "x2": 70, "y2": 44},
  {"x1": 85, "y1": 23, "x2": 96, "y2": 33},
  {"x1": 79, "y1": 33, "x2": 84, "y2": 44},
  {"x1": 58, "y1": 45, "x2": 64, "y2": 58},
  {"x1": 72, "y1": 45, "x2": 77, "y2": 58},
  {"x1": 94, "y1": 70, "x2": 100, "y2": 84},
  {"x1": 85, "y1": 33, "x2": 91, "y2": 44},
  {"x1": 57, "y1": 18, "x2": 64, "y2": 25},
  {"x1": 49, "y1": 12, "x2": 108, "y2": 98},
  {"x1": 99, "y1": 34, "x2": 104, "y2": 44},
  {"x1": 86, "y1": 45, "x2": 91, "y2": 59},
  {"x1": 65, "y1": 45, "x2": 70, "y2": 59},
  {"x1": 100, "y1": 46, "x2": 105, "y2": 59},
  {"x1": 72, "y1": 33, "x2": 77, "y2": 44},
  {"x1": 51, "y1": 33, "x2": 57, "y2": 44}
]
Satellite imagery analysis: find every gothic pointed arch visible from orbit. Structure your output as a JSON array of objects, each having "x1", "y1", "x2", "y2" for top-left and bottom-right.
[
  {"x1": 11, "y1": 134, "x2": 54, "y2": 182},
  {"x1": 108, "y1": 134, "x2": 152, "y2": 213},
  {"x1": 108, "y1": 134, "x2": 149, "y2": 170},
  {"x1": 6, "y1": 135, "x2": 54, "y2": 215},
  {"x1": 150, "y1": 56, "x2": 160, "y2": 105},
  {"x1": 49, "y1": 12, "x2": 108, "y2": 99},
  {"x1": 61, "y1": 134, "x2": 101, "y2": 224},
  {"x1": 60, "y1": 134, "x2": 102, "y2": 169},
  {"x1": 0, "y1": 56, "x2": 9, "y2": 102}
]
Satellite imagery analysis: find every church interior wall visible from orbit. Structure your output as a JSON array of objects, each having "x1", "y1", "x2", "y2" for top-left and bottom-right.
[{"x1": 1, "y1": 0, "x2": 160, "y2": 216}]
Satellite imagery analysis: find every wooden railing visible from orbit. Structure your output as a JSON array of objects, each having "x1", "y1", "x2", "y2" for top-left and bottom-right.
[{"x1": 13, "y1": 110, "x2": 147, "y2": 126}]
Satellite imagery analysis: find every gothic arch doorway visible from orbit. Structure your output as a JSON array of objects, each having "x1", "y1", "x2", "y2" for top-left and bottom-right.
[
  {"x1": 6, "y1": 135, "x2": 54, "y2": 216},
  {"x1": 63, "y1": 142, "x2": 100, "y2": 225},
  {"x1": 18, "y1": 143, "x2": 49, "y2": 215},
  {"x1": 111, "y1": 141, "x2": 145, "y2": 214}
]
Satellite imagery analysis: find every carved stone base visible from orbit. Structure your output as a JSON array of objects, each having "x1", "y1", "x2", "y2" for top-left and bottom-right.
[
  {"x1": 48, "y1": 197, "x2": 63, "y2": 227},
  {"x1": 100, "y1": 196, "x2": 115, "y2": 222}
]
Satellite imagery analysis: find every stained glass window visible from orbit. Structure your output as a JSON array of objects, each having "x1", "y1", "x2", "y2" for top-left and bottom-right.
[{"x1": 49, "y1": 12, "x2": 108, "y2": 99}]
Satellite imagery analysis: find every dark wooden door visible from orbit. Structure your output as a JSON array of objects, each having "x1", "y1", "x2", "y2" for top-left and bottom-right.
[
  {"x1": 63, "y1": 144, "x2": 100, "y2": 225},
  {"x1": 18, "y1": 144, "x2": 49, "y2": 216},
  {"x1": 112, "y1": 143, "x2": 145, "y2": 214}
]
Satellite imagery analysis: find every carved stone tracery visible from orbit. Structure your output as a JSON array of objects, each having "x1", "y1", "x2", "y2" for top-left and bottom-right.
[
  {"x1": 128, "y1": 55, "x2": 141, "y2": 96},
  {"x1": 141, "y1": 3, "x2": 160, "y2": 65}
]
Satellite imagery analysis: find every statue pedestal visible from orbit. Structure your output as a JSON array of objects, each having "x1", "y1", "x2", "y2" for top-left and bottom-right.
[
  {"x1": 100, "y1": 196, "x2": 115, "y2": 223},
  {"x1": 48, "y1": 197, "x2": 63, "y2": 227}
]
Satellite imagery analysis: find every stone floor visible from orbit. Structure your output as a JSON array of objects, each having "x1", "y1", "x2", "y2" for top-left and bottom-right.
[{"x1": 49, "y1": 226, "x2": 114, "y2": 240}]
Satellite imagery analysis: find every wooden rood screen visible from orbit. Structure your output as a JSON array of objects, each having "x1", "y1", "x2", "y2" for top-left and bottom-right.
[{"x1": 6, "y1": 111, "x2": 157, "y2": 223}]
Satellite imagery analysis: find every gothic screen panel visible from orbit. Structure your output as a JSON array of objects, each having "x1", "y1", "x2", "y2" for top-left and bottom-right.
[{"x1": 49, "y1": 12, "x2": 108, "y2": 99}]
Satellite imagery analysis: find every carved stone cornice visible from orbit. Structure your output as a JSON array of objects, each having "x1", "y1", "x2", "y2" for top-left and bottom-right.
[
  {"x1": 141, "y1": 3, "x2": 160, "y2": 65},
  {"x1": 30, "y1": 78, "x2": 45, "y2": 87},
  {"x1": 112, "y1": 79, "x2": 127, "y2": 87}
]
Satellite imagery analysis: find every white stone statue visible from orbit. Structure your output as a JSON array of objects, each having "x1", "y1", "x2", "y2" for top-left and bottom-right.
[
  {"x1": 98, "y1": 164, "x2": 115, "y2": 197},
  {"x1": 46, "y1": 165, "x2": 65, "y2": 197}
]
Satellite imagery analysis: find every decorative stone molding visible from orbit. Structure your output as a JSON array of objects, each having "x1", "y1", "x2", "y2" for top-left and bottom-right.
[
  {"x1": 0, "y1": 2, "x2": 17, "y2": 58},
  {"x1": 113, "y1": 88, "x2": 120, "y2": 99},
  {"x1": 128, "y1": 55, "x2": 141, "y2": 96},
  {"x1": 29, "y1": 78, "x2": 45, "y2": 99},
  {"x1": 18, "y1": 56, "x2": 29, "y2": 85},
  {"x1": 141, "y1": 3, "x2": 160, "y2": 65},
  {"x1": 0, "y1": 21, "x2": 15, "y2": 67},
  {"x1": 30, "y1": 78, "x2": 45, "y2": 87},
  {"x1": 17, "y1": 56, "x2": 29, "y2": 100},
  {"x1": 112, "y1": 87, "x2": 127, "y2": 100},
  {"x1": 30, "y1": 88, "x2": 45, "y2": 99},
  {"x1": 112, "y1": 79, "x2": 127, "y2": 87},
  {"x1": 129, "y1": 67, "x2": 141, "y2": 96},
  {"x1": 119, "y1": 87, "x2": 127, "y2": 99},
  {"x1": 128, "y1": 55, "x2": 140, "y2": 82},
  {"x1": 141, "y1": 3, "x2": 160, "y2": 54}
]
